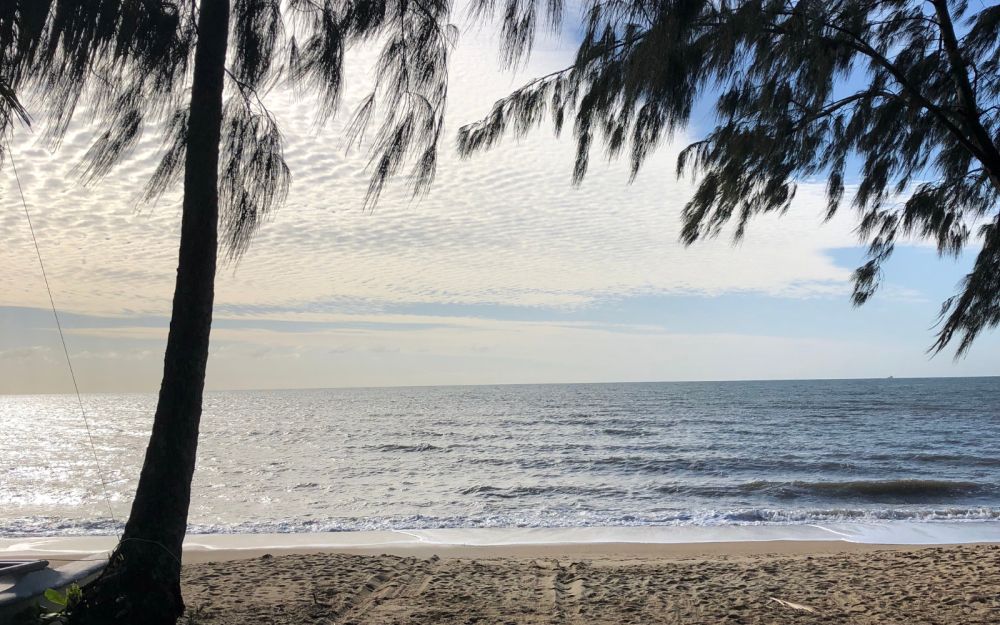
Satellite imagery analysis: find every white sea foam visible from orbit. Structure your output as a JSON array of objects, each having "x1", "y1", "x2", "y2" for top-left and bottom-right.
[
  {"x1": 4, "y1": 522, "x2": 1000, "y2": 560},
  {"x1": 4, "y1": 507, "x2": 1000, "y2": 538}
]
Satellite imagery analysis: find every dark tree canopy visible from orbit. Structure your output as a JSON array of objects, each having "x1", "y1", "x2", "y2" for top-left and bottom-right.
[
  {"x1": 1, "y1": 0, "x2": 454, "y2": 256},
  {"x1": 459, "y1": 0, "x2": 1000, "y2": 356}
]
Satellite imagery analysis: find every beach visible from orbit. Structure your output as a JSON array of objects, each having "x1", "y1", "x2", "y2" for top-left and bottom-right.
[
  {"x1": 177, "y1": 541, "x2": 1000, "y2": 625},
  {"x1": 6, "y1": 526, "x2": 1000, "y2": 624}
]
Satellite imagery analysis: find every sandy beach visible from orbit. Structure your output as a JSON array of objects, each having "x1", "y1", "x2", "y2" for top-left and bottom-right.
[{"x1": 178, "y1": 541, "x2": 1000, "y2": 625}]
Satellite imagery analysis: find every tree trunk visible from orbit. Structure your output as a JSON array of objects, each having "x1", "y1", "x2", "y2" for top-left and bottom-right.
[{"x1": 69, "y1": 1, "x2": 230, "y2": 623}]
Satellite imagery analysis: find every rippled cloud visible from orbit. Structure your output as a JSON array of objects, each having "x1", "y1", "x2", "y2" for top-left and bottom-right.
[
  {"x1": 4, "y1": 16, "x2": 990, "y2": 393},
  {"x1": 1, "y1": 24, "x2": 873, "y2": 321}
]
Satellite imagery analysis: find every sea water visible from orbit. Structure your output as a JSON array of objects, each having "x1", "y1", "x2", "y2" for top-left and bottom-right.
[{"x1": 2, "y1": 377, "x2": 999, "y2": 536}]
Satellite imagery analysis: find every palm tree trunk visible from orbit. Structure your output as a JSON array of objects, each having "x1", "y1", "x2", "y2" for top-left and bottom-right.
[{"x1": 70, "y1": 1, "x2": 230, "y2": 623}]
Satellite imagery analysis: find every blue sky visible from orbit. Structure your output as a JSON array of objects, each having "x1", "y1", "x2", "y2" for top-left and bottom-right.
[{"x1": 1, "y1": 11, "x2": 997, "y2": 393}]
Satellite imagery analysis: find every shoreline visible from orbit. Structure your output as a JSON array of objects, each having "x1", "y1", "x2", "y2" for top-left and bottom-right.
[
  {"x1": 4, "y1": 521, "x2": 1000, "y2": 563},
  {"x1": 171, "y1": 536, "x2": 997, "y2": 564}
]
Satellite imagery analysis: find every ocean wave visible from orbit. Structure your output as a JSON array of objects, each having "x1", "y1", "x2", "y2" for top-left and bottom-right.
[
  {"x1": 909, "y1": 454, "x2": 1000, "y2": 467},
  {"x1": 459, "y1": 484, "x2": 626, "y2": 498},
  {"x1": 579, "y1": 455, "x2": 864, "y2": 474},
  {"x1": 664, "y1": 479, "x2": 996, "y2": 502},
  {"x1": 601, "y1": 428, "x2": 653, "y2": 437},
  {"x1": 4, "y1": 507, "x2": 1000, "y2": 537},
  {"x1": 464, "y1": 455, "x2": 865, "y2": 475},
  {"x1": 369, "y1": 443, "x2": 447, "y2": 453}
]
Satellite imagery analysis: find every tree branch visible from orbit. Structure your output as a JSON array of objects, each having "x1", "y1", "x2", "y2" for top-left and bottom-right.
[
  {"x1": 930, "y1": 0, "x2": 1000, "y2": 182},
  {"x1": 788, "y1": 89, "x2": 898, "y2": 132},
  {"x1": 766, "y1": 11, "x2": 994, "y2": 168}
]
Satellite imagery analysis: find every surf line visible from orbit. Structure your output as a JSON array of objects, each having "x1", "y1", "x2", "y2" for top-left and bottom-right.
[
  {"x1": 390, "y1": 530, "x2": 437, "y2": 544},
  {"x1": 806, "y1": 524, "x2": 856, "y2": 540}
]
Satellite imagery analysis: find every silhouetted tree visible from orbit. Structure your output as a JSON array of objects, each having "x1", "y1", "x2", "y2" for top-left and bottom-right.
[
  {"x1": 460, "y1": 0, "x2": 1000, "y2": 355},
  {"x1": 2, "y1": 1, "x2": 452, "y2": 623}
]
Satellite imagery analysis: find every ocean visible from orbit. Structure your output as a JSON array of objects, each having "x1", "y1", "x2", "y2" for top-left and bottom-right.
[{"x1": 2, "y1": 377, "x2": 999, "y2": 537}]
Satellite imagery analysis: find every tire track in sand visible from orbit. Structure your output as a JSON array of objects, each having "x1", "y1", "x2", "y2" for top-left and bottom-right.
[
  {"x1": 330, "y1": 555, "x2": 441, "y2": 623},
  {"x1": 534, "y1": 560, "x2": 589, "y2": 622}
]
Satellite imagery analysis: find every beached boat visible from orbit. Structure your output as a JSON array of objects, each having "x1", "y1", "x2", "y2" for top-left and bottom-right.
[{"x1": 0, "y1": 559, "x2": 106, "y2": 621}]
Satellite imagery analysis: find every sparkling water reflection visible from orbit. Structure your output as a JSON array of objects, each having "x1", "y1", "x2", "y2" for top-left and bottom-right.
[{"x1": 2, "y1": 377, "x2": 999, "y2": 535}]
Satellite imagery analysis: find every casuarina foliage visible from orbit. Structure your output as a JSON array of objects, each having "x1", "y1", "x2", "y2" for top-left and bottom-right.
[{"x1": 459, "y1": 0, "x2": 1000, "y2": 356}]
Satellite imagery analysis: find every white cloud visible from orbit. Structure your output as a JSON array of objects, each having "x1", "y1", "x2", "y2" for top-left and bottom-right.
[
  {"x1": 1, "y1": 26, "x2": 871, "y2": 322},
  {"x1": 0, "y1": 345, "x2": 52, "y2": 361}
]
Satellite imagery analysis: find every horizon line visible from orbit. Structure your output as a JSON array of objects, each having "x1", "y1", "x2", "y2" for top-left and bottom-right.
[{"x1": 6, "y1": 373, "x2": 997, "y2": 396}]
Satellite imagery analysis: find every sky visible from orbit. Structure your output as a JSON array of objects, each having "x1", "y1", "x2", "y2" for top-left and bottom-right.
[{"x1": 1, "y1": 11, "x2": 998, "y2": 394}]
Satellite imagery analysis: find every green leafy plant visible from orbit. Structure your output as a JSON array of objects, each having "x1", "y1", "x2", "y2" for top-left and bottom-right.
[
  {"x1": 32, "y1": 584, "x2": 83, "y2": 624},
  {"x1": 177, "y1": 604, "x2": 207, "y2": 625}
]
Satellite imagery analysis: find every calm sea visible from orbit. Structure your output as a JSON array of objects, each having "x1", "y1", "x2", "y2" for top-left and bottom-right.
[{"x1": 2, "y1": 377, "x2": 999, "y2": 536}]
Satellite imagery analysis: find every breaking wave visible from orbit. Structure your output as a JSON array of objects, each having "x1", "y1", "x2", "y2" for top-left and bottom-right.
[{"x1": 4, "y1": 507, "x2": 1000, "y2": 537}]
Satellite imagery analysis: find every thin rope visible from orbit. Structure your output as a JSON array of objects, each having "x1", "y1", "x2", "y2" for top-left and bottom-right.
[
  {"x1": 119, "y1": 537, "x2": 183, "y2": 565},
  {"x1": 8, "y1": 146, "x2": 121, "y2": 540},
  {"x1": 25, "y1": 539, "x2": 183, "y2": 566}
]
